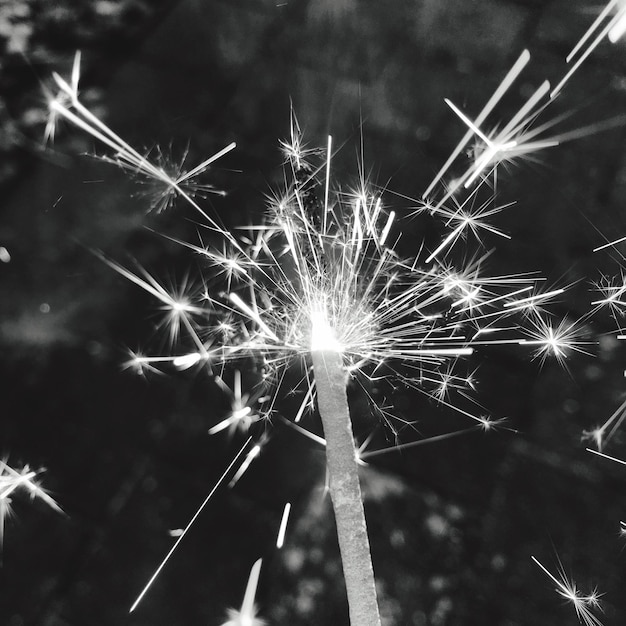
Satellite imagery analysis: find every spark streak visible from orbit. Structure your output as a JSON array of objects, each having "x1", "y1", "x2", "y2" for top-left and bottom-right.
[
  {"x1": 129, "y1": 437, "x2": 253, "y2": 613},
  {"x1": 276, "y1": 502, "x2": 292, "y2": 548}
]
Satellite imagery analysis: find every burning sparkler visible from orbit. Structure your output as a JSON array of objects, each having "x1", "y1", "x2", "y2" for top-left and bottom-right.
[{"x1": 42, "y1": 4, "x2": 622, "y2": 618}]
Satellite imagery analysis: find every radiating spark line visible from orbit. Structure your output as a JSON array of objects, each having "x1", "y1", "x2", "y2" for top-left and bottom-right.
[
  {"x1": 379, "y1": 211, "x2": 395, "y2": 246},
  {"x1": 129, "y1": 437, "x2": 253, "y2": 613},
  {"x1": 0, "y1": 461, "x2": 63, "y2": 516},
  {"x1": 229, "y1": 444, "x2": 262, "y2": 488},
  {"x1": 503, "y1": 288, "x2": 564, "y2": 308},
  {"x1": 228, "y1": 293, "x2": 279, "y2": 342},
  {"x1": 294, "y1": 382, "x2": 315, "y2": 423},
  {"x1": 423, "y1": 49, "x2": 531, "y2": 199},
  {"x1": 279, "y1": 415, "x2": 326, "y2": 446},
  {"x1": 276, "y1": 502, "x2": 292, "y2": 548},
  {"x1": 221, "y1": 558, "x2": 265, "y2": 626},
  {"x1": 48, "y1": 53, "x2": 237, "y2": 234},
  {"x1": 323, "y1": 135, "x2": 332, "y2": 233},
  {"x1": 359, "y1": 426, "x2": 479, "y2": 460},
  {"x1": 593, "y1": 235, "x2": 626, "y2": 252},
  {"x1": 551, "y1": 0, "x2": 626, "y2": 98},
  {"x1": 586, "y1": 447, "x2": 626, "y2": 466}
]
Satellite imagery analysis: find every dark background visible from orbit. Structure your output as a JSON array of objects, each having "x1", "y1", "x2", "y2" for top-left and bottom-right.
[{"x1": 1, "y1": 1, "x2": 626, "y2": 624}]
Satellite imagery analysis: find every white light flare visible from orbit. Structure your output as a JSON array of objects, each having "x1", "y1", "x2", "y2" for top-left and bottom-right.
[{"x1": 310, "y1": 307, "x2": 343, "y2": 353}]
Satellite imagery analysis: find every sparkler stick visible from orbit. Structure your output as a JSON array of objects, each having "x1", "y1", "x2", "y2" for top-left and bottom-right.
[{"x1": 311, "y1": 348, "x2": 381, "y2": 626}]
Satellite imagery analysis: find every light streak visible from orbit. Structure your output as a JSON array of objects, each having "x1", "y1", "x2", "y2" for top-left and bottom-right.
[
  {"x1": 422, "y1": 49, "x2": 531, "y2": 199},
  {"x1": 551, "y1": 0, "x2": 626, "y2": 98},
  {"x1": 228, "y1": 444, "x2": 262, "y2": 488},
  {"x1": 586, "y1": 447, "x2": 626, "y2": 466},
  {"x1": 276, "y1": 502, "x2": 292, "y2": 548},
  {"x1": 129, "y1": 437, "x2": 253, "y2": 613},
  {"x1": 220, "y1": 558, "x2": 265, "y2": 626}
]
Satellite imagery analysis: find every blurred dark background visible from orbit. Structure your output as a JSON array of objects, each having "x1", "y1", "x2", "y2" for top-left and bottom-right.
[{"x1": 2, "y1": 0, "x2": 626, "y2": 624}]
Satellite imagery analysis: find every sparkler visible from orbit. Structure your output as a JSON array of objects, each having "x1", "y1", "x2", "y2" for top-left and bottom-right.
[{"x1": 42, "y1": 4, "x2": 623, "y2": 619}]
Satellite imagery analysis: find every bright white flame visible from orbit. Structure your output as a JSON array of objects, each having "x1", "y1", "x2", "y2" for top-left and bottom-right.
[{"x1": 310, "y1": 308, "x2": 343, "y2": 353}]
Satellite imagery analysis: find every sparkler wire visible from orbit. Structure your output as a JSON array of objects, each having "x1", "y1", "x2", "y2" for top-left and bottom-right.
[{"x1": 311, "y1": 348, "x2": 381, "y2": 626}]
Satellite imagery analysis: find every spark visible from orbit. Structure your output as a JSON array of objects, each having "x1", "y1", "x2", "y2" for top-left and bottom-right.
[
  {"x1": 551, "y1": 0, "x2": 626, "y2": 98},
  {"x1": 129, "y1": 438, "x2": 253, "y2": 613},
  {"x1": 229, "y1": 443, "x2": 263, "y2": 488},
  {"x1": 209, "y1": 371, "x2": 264, "y2": 435},
  {"x1": 220, "y1": 558, "x2": 266, "y2": 626},
  {"x1": 593, "y1": 234, "x2": 626, "y2": 253},
  {"x1": 582, "y1": 395, "x2": 626, "y2": 451},
  {"x1": 46, "y1": 52, "x2": 237, "y2": 234},
  {"x1": 0, "y1": 460, "x2": 63, "y2": 549},
  {"x1": 423, "y1": 51, "x2": 561, "y2": 220},
  {"x1": 423, "y1": 49, "x2": 531, "y2": 200},
  {"x1": 358, "y1": 425, "x2": 482, "y2": 460},
  {"x1": 586, "y1": 447, "x2": 626, "y2": 466},
  {"x1": 518, "y1": 315, "x2": 591, "y2": 367},
  {"x1": 532, "y1": 556, "x2": 604, "y2": 626},
  {"x1": 276, "y1": 502, "x2": 292, "y2": 548}
]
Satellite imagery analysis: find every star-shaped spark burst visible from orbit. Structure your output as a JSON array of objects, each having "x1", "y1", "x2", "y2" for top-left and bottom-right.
[
  {"x1": 533, "y1": 556, "x2": 604, "y2": 626},
  {"x1": 0, "y1": 460, "x2": 63, "y2": 550}
]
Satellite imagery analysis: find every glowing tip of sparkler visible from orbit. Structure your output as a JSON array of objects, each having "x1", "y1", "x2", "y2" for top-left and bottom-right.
[{"x1": 310, "y1": 309, "x2": 343, "y2": 353}]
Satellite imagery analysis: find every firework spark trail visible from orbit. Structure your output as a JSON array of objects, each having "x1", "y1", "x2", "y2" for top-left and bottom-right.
[
  {"x1": 129, "y1": 437, "x2": 253, "y2": 613},
  {"x1": 220, "y1": 558, "x2": 266, "y2": 626},
  {"x1": 587, "y1": 447, "x2": 626, "y2": 466},
  {"x1": 47, "y1": 52, "x2": 237, "y2": 232},
  {"x1": 422, "y1": 50, "x2": 561, "y2": 223},
  {"x1": 551, "y1": 0, "x2": 626, "y2": 98}
]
